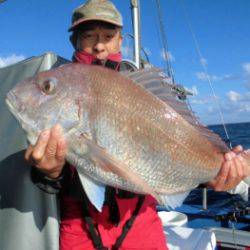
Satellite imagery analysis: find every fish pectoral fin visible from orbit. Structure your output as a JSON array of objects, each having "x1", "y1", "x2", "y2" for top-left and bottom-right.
[{"x1": 80, "y1": 134, "x2": 157, "y2": 198}]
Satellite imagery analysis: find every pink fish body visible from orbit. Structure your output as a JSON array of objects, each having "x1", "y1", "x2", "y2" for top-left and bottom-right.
[{"x1": 6, "y1": 63, "x2": 250, "y2": 201}]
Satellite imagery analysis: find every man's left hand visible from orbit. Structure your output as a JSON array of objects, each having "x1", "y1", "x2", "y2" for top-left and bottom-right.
[{"x1": 206, "y1": 145, "x2": 248, "y2": 191}]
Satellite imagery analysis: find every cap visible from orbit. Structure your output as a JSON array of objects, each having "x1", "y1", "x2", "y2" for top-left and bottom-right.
[{"x1": 69, "y1": 0, "x2": 123, "y2": 31}]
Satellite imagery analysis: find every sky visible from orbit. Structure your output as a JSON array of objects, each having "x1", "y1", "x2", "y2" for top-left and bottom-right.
[{"x1": 1, "y1": 0, "x2": 250, "y2": 125}]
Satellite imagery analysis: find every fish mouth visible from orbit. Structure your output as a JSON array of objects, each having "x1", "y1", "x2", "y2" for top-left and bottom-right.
[
  {"x1": 6, "y1": 91, "x2": 40, "y2": 145},
  {"x1": 5, "y1": 91, "x2": 31, "y2": 131},
  {"x1": 6, "y1": 91, "x2": 19, "y2": 117}
]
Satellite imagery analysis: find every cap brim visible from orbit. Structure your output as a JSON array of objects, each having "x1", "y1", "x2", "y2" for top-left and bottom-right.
[{"x1": 68, "y1": 17, "x2": 123, "y2": 32}]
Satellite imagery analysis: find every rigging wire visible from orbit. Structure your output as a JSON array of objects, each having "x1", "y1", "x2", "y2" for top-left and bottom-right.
[
  {"x1": 153, "y1": 0, "x2": 195, "y2": 116},
  {"x1": 178, "y1": 5, "x2": 241, "y2": 247},
  {"x1": 155, "y1": 0, "x2": 175, "y2": 84},
  {"x1": 153, "y1": 0, "x2": 194, "y2": 115},
  {"x1": 152, "y1": 0, "x2": 166, "y2": 66},
  {"x1": 179, "y1": 0, "x2": 232, "y2": 149},
  {"x1": 123, "y1": 33, "x2": 150, "y2": 63}
]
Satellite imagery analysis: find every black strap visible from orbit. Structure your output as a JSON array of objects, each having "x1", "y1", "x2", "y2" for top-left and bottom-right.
[
  {"x1": 82, "y1": 195, "x2": 107, "y2": 250},
  {"x1": 112, "y1": 195, "x2": 145, "y2": 250},
  {"x1": 105, "y1": 187, "x2": 120, "y2": 225},
  {"x1": 105, "y1": 187, "x2": 140, "y2": 225},
  {"x1": 82, "y1": 192, "x2": 145, "y2": 249}
]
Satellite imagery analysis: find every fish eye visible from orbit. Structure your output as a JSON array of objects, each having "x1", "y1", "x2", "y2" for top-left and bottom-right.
[{"x1": 40, "y1": 77, "x2": 57, "y2": 95}]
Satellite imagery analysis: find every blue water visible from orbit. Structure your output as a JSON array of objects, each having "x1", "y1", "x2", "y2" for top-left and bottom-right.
[
  {"x1": 209, "y1": 122, "x2": 250, "y2": 149},
  {"x1": 160, "y1": 122, "x2": 250, "y2": 230}
]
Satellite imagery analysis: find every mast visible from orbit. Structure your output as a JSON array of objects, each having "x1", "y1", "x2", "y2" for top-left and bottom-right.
[{"x1": 131, "y1": 0, "x2": 141, "y2": 69}]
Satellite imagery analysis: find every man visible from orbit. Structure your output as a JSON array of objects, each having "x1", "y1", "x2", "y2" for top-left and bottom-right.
[
  {"x1": 25, "y1": 0, "x2": 249, "y2": 249},
  {"x1": 27, "y1": 1, "x2": 167, "y2": 249}
]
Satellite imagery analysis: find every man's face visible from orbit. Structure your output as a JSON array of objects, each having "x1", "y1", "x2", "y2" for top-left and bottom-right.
[{"x1": 78, "y1": 25, "x2": 122, "y2": 60}]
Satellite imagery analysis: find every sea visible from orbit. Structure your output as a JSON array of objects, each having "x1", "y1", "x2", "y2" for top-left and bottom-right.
[
  {"x1": 159, "y1": 122, "x2": 250, "y2": 230},
  {"x1": 209, "y1": 122, "x2": 250, "y2": 150}
]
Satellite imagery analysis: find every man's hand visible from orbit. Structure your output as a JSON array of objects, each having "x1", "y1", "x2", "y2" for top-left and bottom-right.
[
  {"x1": 207, "y1": 145, "x2": 248, "y2": 191},
  {"x1": 25, "y1": 124, "x2": 67, "y2": 179}
]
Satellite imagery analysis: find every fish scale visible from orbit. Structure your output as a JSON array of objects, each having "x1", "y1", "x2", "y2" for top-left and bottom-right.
[{"x1": 84, "y1": 78, "x2": 215, "y2": 193}]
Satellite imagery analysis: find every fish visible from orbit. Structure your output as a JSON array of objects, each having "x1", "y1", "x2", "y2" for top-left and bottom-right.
[{"x1": 5, "y1": 63, "x2": 250, "y2": 210}]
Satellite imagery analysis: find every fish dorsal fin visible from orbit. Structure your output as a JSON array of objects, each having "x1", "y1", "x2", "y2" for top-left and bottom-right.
[{"x1": 121, "y1": 68, "x2": 228, "y2": 151}]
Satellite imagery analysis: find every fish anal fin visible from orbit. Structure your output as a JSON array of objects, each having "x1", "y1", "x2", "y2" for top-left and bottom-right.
[
  {"x1": 78, "y1": 174, "x2": 106, "y2": 212},
  {"x1": 159, "y1": 191, "x2": 190, "y2": 210}
]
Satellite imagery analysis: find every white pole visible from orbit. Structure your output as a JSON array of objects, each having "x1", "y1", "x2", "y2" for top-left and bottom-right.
[{"x1": 131, "y1": 0, "x2": 141, "y2": 69}]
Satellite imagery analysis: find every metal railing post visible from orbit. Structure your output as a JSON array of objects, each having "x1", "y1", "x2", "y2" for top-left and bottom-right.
[{"x1": 202, "y1": 188, "x2": 208, "y2": 210}]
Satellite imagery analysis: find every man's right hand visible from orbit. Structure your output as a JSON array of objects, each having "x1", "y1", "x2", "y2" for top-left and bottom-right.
[{"x1": 25, "y1": 124, "x2": 67, "y2": 179}]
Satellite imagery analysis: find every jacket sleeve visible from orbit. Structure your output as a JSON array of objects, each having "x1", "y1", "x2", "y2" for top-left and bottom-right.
[{"x1": 30, "y1": 163, "x2": 73, "y2": 194}]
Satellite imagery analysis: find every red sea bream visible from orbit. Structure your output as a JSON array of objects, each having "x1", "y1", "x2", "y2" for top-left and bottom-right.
[{"x1": 5, "y1": 63, "x2": 250, "y2": 209}]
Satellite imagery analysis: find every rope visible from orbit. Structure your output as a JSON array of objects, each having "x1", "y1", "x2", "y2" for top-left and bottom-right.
[
  {"x1": 123, "y1": 33, "x2": 150, "y2": 63},
  {"x1": 155, "y1": 0, "x2": 175, "y2": 83},
  {"x1": 152, "y1": 0, "x2": 166, "y2": 67},
  {"x1": 179, "y1": 0, "x2": 232, "y2": 149}
]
